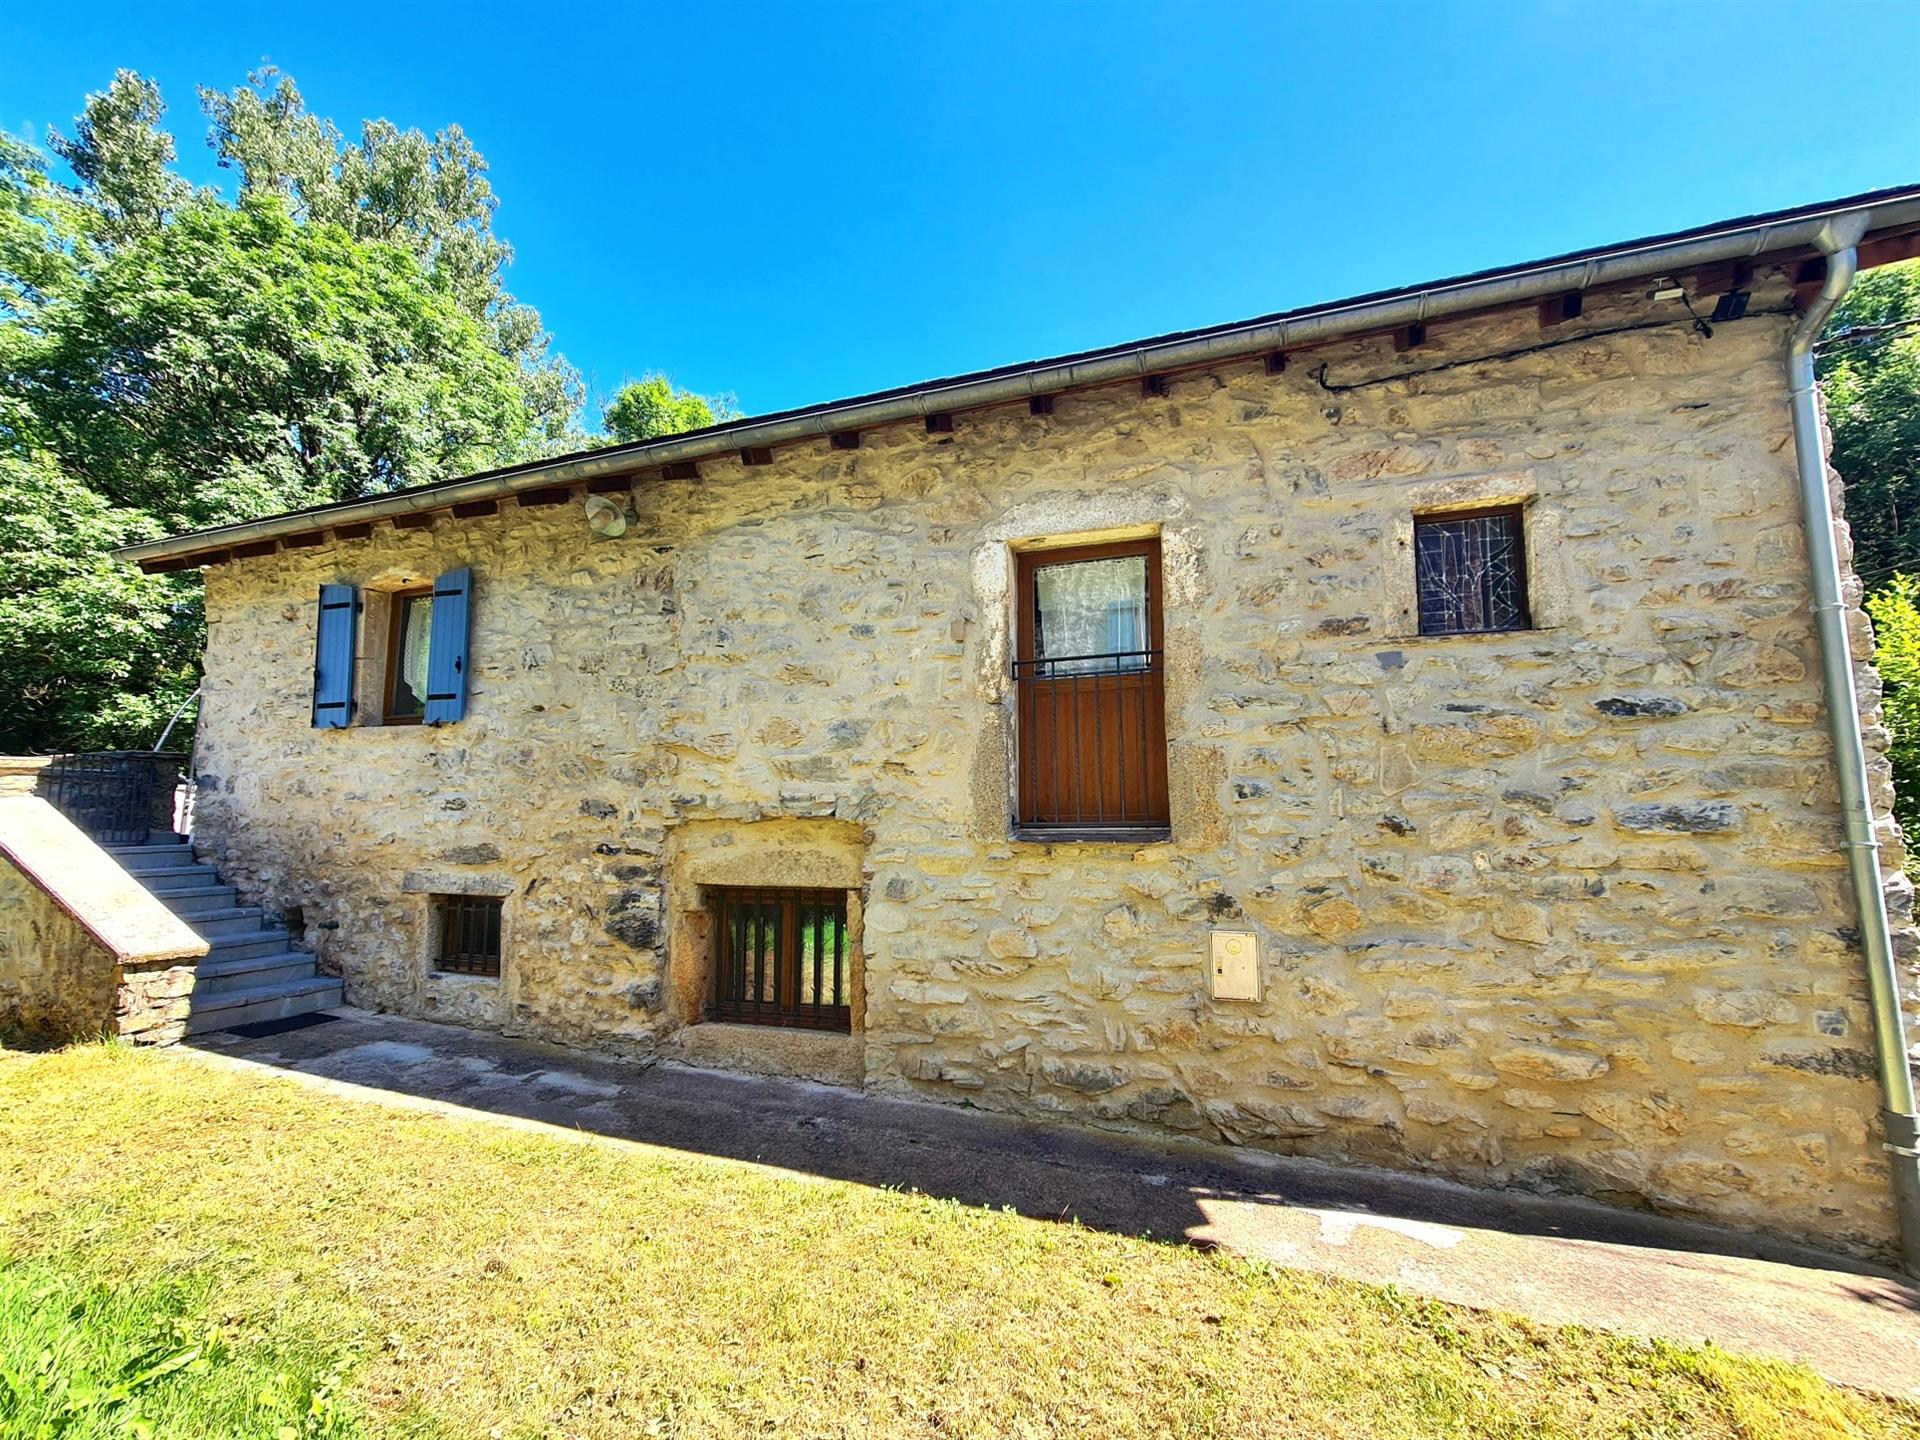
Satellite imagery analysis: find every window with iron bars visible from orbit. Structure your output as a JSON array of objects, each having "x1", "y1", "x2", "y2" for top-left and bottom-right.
[
  {"x1": 434, "y1": 894, "x2": 503, "y2": 977},
  {"x1": 710, "y1": 887, "x2": 851, "y2": 1031},
  {"x1": 1413, "y1": 506, "x2": 1531, "y2": 637}
]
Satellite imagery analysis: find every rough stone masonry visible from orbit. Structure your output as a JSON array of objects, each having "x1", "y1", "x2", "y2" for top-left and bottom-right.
[{"x1": 187, "y1": 268, "x2": 1917, "y2": 1259}]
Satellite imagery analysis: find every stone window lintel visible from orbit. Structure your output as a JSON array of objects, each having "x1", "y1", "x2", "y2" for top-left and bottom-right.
[{"x1": 401, "y1": 870, "x2": 515, "y2": 898}]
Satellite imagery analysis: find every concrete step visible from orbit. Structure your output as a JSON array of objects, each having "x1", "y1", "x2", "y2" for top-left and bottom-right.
[
  {"x1": 147, "y1": 876, "x2": 226, "y2": 900},
  {"x1": 157, "y1": 884, "x2": 241, "y2": 915},
  {"x1": 183, "y1": 906, "x2": 279, "y2": 938},
  {"x1": 92, "y1": 829, "x2": 178, "y2": 848},
  {"x1": 194, "y1": 951, "x2": 318, "y2": 995},
  {"x1": 203, "y1": 931, "x2": 312, "y2": 962},
  {"x1": 111, "y1": 843, "x2": 197, "y2": 863},
  {"x1": 107, "y1": 840, "x2": 192, "y2": 864},
  {"x1": 132, "y1": 863, "x2": 220, "y2": 888},
  {"x1": 185, "y1": 977, "x2": 342, "y2": 1036},
  {"x1": 107, "y1": 844, "x2": 197, "y2": 873}
]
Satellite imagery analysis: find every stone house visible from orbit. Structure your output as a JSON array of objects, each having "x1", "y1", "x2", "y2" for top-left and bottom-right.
[{"x1": 120, "y1": 187, "x2": 1920, "y2": 1263}]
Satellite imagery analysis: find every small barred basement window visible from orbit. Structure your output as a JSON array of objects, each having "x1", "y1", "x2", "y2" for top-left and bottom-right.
[
  {"x1": 1414, "y1": 506, "x2": 1530, "y2": 636},
  {"x1": 434, "y1": 894, "x2": 503, "y2": 977},
  {"x1": 711, "y1": 887, "x2": 850, "y2": 1031}
]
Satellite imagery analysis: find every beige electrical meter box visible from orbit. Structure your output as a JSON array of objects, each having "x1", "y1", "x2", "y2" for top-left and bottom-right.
[{"x1": 1209, "y1": 930, "x2": 1260, "y2": 1002}]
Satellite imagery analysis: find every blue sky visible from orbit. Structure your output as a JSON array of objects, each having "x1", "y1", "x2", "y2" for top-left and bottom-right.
[{"x1": 6, "y1": 0, "x2": 1920, "y2": 422}]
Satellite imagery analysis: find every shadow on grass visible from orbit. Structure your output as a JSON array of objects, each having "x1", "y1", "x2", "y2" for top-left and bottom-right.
[{"x1": 189, "y1": 1009, "x2": 1916, "y2": 1292}]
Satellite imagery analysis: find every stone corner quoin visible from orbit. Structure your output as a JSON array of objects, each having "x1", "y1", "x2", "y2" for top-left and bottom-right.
[{"x1": 183, "y1": 268, "x2": 1913, "y2": 1262}]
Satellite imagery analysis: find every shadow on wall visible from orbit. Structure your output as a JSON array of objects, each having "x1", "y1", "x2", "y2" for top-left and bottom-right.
[{"x1": 184, "y1": 1009, "x2": 1915, "y2": 1293}]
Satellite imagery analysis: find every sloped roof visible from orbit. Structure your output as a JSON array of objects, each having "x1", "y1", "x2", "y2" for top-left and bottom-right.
[{"x1": 117, "y1": 183, "x2": 1920, "y2": 571}]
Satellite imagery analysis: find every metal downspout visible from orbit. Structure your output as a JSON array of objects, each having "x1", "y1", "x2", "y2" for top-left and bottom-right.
[{"x1": 1787, "y1": 212, "x2": 1920, "y2": 1271}]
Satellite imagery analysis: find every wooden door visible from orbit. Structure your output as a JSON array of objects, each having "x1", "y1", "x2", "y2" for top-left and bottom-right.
[{"x1": 1014, "y1": 539, "x2": 1169, "y2": 833}]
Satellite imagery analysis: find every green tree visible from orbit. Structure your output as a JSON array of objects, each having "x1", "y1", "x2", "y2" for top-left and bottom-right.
[
  {"x1": 48, "y1": 69, "x2": 191, "y2": 246},
  {"x1": 0, "y1": 69, "x2": 629, "y2": 751},
  {"x1": 1866, "y1": 575, "x2": 1920, "y2": 843},
  {"x1": 601, "y1": 374, "x2": 736, "y2": 444},
  {"x1": 200, "y1": 69, "x2": 581, "y2": 452},
  {"x1": 0, "y1": 451, "x2": 199, "y2": 750},
  {"x1": 1820, "y1": 260, "x2": 1920, "y2": 840},
  {"x1": 15, "y1": 192, "x2": 535, "y2": 528},
  {"x1": 1820, "y1": 259, "x2": 1920, "y2": 587}
]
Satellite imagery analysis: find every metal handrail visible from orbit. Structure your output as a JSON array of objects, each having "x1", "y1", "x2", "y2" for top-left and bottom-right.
[{"x1": 1011, "y1": 647, "x2": 1163, "y2": 680}]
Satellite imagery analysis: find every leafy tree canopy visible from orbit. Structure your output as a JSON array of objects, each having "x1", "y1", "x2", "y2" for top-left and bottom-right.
[
  {"x1": 0, "y1": 450, "x2": 197, "y2": 751},
  {"x1": 48, "y1": 70, "x2": 189, "y2": 246},
  {"x1": 1821, "y1": 259, "x2": 1920, "y2": 842},
  {"x1": 199, "y1": 69, "x2": 579, "y2": 450},
  {"x1": 1820, "y1": 259, "x2": 1920, "y2": 590},
  {"x1": 18, "y1": 192, "x2": 534, "y2": 527},
  {"x1": 1866, "y1": 575, "x2": 1920, "y2": 843},
  {"x1": 0, "y1": 68, "x2": 668, "y2": 752},
  {"x1": 601, "y1": 374, "x2": 738, "y2": 445}
]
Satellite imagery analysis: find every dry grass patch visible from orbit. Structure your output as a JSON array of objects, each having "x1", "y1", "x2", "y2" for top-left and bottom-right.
[{"x1": 1, "y1": 1040, "x2": 1915, "y2": 1439}]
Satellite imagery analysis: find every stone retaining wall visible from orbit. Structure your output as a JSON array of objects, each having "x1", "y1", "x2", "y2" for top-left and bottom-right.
[
  {"x1": 0, "y1": 756, "x2": 52, "y2": 798},
  {"x1": 188, "y1": 270, "x2": 1915, "y2": 1257},
  {"x1": 0, "y1": 797, "x2": 206, "y2": 1044}
]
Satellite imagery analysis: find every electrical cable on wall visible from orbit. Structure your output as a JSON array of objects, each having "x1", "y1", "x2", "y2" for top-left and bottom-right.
[
  {"x1": 1311, "y1": 303, "x2": 1793, "y2": 395},
  {"x1": 1818, "y1": 316, "x2": 1920, "y2": 350}
]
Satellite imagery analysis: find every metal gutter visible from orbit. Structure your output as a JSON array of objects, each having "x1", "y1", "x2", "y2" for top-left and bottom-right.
[
  {"x1": 1785, "y1": 212, "x2": 1920, "y2": 1274},
  {"x1": 117, "y1": 185, "x2": 1920, "y2": 567}
]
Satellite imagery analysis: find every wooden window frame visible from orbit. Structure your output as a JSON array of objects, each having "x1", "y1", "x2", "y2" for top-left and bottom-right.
[
  {"x1": 709, "y1": 886, "x2": 852, "y2": 1032},
  {"x1": 1011, "y1": 537, "x2": 1171, "y2": 841},
  {"x1": 433, "y1": 894, "x2": 503, "y2": 978},
  {"x1": 382, "y1": 585, "x2": 434, "y2": 725},
  {"x1": 1412, "y1": 504, "x2": 1532, "y2": 638}
]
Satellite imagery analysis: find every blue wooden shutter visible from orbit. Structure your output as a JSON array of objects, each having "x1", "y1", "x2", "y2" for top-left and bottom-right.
[
  {"x1": 423, "y1": 567, "x2": 473, "y2": 726},
  {"x1": 311, "y1": 584, "x2": 358, "y2": 729}
]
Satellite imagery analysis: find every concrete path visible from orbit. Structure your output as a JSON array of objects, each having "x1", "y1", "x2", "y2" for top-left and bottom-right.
[{"x1": 186, "y1": 1008, "x2": 1920, "y2": 1396}]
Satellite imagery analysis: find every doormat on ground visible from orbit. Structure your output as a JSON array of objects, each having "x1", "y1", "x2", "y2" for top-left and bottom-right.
[{"x1": 221, "y1": 1012, "x2": 342, "y2": 1040}]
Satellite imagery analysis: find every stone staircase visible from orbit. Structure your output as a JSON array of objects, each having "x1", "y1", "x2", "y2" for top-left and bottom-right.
[{"x1": 105, "y1": 834, "x2": 343, "y2": 1034}]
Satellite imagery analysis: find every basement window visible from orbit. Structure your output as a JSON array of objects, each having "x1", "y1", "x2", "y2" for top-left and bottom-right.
[
  {"x1": 434, "y1": 894, "x2": 503, "y2": 978},
  {"x1": 1414, "y1": 506, "x2": 1530, "y2": 636},
  {"x1": 710, "y1": 887, "x2": 850, "y2": 1031}
]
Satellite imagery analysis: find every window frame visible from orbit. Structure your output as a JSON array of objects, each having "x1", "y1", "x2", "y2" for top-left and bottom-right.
[
  {"x1": 1016, "y1": 539, "x2": 1162, "y2": 673},
  {"x1": 1010, "y1": 537, "x2": 1171, "y2": 841},
  {"x1": 709, "y1": 885, "x2": 852, "y2": 1032},
  {"x1": 432, "y1": 893, "x2": 503, "y2": 979},
  {"x1": 382, "y1": 584, "x2": 435, "y2": 725},
  {"x1": 1411, "y1": 503, "x2": 1532, "y2": 638}
]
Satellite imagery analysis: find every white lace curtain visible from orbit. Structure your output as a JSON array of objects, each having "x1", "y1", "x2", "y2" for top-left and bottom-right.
[{"x1": 1033, "y1": 556, "x2": 1149, "y2": 674}]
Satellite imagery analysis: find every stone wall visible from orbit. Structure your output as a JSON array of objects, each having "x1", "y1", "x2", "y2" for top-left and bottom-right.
[
  {"x1": 0, "y1": 757, "x2": 51, "y2": 798},
  {"x1": 189, "y1": 269, "x2": 1915, "y2": 1257},
  {"x1": 0, "y1": 861, "x2": 119, "y2": 1039},
  {"x1": 0, "y1": 797, "x2": 206, "y2": 1044}
]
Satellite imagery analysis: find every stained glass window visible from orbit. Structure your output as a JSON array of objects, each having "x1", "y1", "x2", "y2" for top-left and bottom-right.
[{"x1": 1414, "y1": 507, "x2": 1530, "y2": 636}]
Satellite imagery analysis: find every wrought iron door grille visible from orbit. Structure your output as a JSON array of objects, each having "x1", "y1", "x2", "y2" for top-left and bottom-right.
[
  {"x1": 435, "y1": 895, "x2": 503, "y2": 977},
  {"x1": 1414, "y1": 506, "x2": 1530, "y2": 636},
  {"x1": 1011, "y1": 649, "x2": 1170, "y2": 830},
  {"x1": 711, "y1": 886, "x2": 851, "y2": 1031},
  {"x1": 41, "y1": 752, "x2": 186, "y2": 845}
]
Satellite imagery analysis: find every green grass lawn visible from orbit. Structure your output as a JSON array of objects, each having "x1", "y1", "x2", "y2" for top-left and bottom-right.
[{"x1": 1, "y1": 1042, "x2": 1915, "y2": 1439}]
